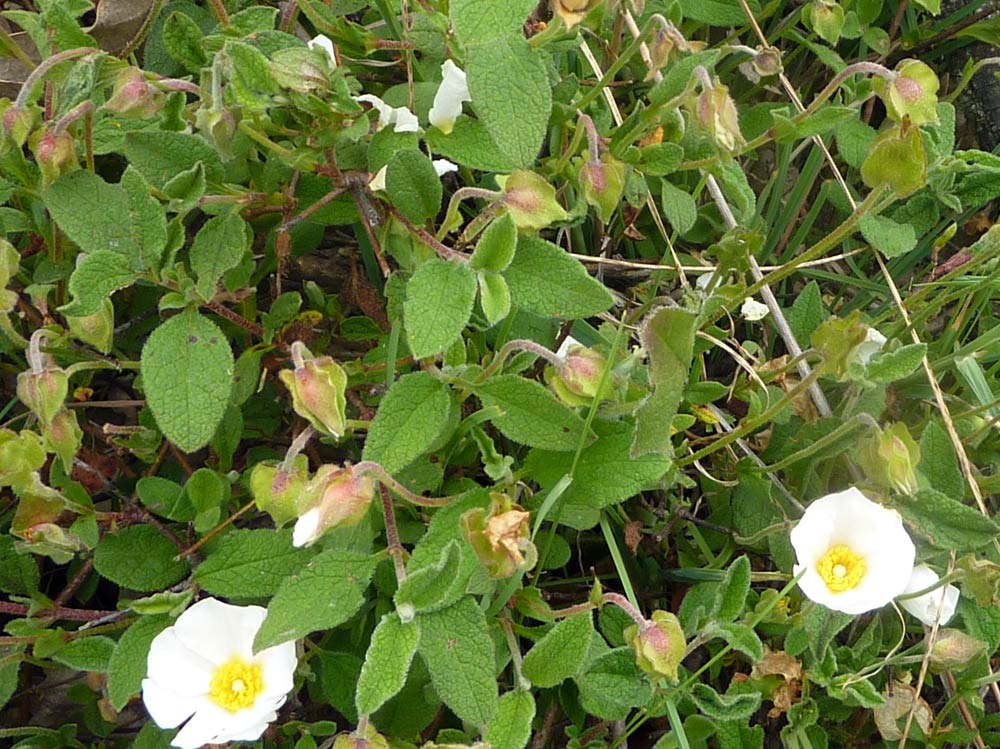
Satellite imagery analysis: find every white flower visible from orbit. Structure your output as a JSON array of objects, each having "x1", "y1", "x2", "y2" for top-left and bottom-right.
[
  {"x1": 741, "y1": 298, "x2": 769, "y2": 321},
  {"x1": 854, "y1": 326, "x2": 887, "y2": 366},
  {"x1": 142, "y1": 598, "x2": 297, "y2": 749},
  {"x1": 368, "y1": 158, "x2": 457, "y2": 193},
  {"x1": 355, "y1": 94, "x2": 419, "y2": 133},
  {"x1": 791, "y1": 487, "x2": 915, "y2": 615},
  {"x1": 307, "y1": 35, "x2": 336, "y2": 67},
  {"x1": 428, "y1": 60, "x2": 471, "y2": 135},
  {"x1": 555, "y1": 335, "x2": 583, "y2": 359},
  {"x1": 899, "y1": 564, "x2": 959, "y2": 627}
]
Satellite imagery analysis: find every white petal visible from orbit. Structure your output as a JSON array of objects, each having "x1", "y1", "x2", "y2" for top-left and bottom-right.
[
  {"x1": 428, "y1": 60, "x2": 471, "y2": 135},
  {"x1": 141, "y1": 678, "x2": 205, "y2": 729},
  {"x1": 855, "y1": 326, "x2": 887, "y2": 365},
  {"x1": 307, "y1": 35, "x2": 336, "y2": 66},
  {"x1": 170, "y1": 703, "x2": 239, "y2": 749},
  {"x1": 293, "y1": 508, "x2": 322, "y2": 547},
  {"x1": 172, "y1": 598, "x2": 266, "y2": 664},
  {"x1": 899, "y1": 565, "x2": 959, "y2": 626},
  {"x1": 145, "y1": 629, "x2": 214, "y2": 697},
  {"x1": 388, "y1": 105, "x2": 419, "y2": 133},
  {"x1": 355, "y1": 94, "x2": 391, "y2": 128},
  {"x1": 225, "y1": 718, "x2": 273, "y2": 742},
  {"x1": 741, "y1": 298, "x2": 769, "y2": 321},
  {"x1": 432, "y1": 159, "x2": 458, "y2": 177},
  {"x1": 555, "y1": 336, "x2": 583, "y2": 360},
  {"x1": 258, "y1": 640, "x2": 298, "y2": 699}
]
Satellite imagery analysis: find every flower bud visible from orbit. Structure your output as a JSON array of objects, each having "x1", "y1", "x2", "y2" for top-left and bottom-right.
[
  {"x1": 195, "y1": 106, "x2": 237, "y2": 159},
  {"x1": 17, "y1": 522, "x2": 83, "y2": 564},
  {"x1": 857, "y1": 422, "x2": 920, "y2": 494},
  {"x1": 0, "y1": 428, "x2": 47, "y2": 491},
  {"x1": 689, "y1": 78, "x2": 744, "y2": 153},
  {"x1": 545, "y1": 338, "x2": 610, "y2": 407},
  {"x1": 278, "y1": 341, "x2": 348, "y2": 439},
  {"x1": 929, "y1": 629, "x2": 987, "y2": 671},
  {"x1": 740, "y1": 46, "x2": 783, "y2": 83},
  {"x1": 332, "y1": 726, "x2": 390, "y2": 749},
  {"x1": 497, "y1": 171, "x2": 569, "y2": 231},
  {"x1": 579, "y1": 154, "x2": 626, "y2": 224},
  {"x1": 647, "y1": 25, "x2": 706, "y2": 80},
  {"x1": 250, "y1": 455, "x2": 313, "y2": 526},
  {"x1": 876, "y1": 60, "x2": 939, "y2": 126},
  {"x1": 31, "y1": 128, "x2": 78, "y2": 186},
  {"x1": 292, "y1": 464, "x2": 375, "y2": 547},
  {"x1": 624, "y1": 610, "x2": 686, "y2": 682},
  {"x1": 552, "y1": 0, "x2": 603, "y2": 30},
  {"x1": 428, "y1": 60, "x2": 470, "y2": 135},
  {"x1": 42, "y1": 407, "x2": 83, "y2": 474},
  {"x1": 103, "y1": 69, "x2": 165, "y2": 119},
  {"x1": 861, "y1": 123, "x2": 927, "y2": 198},
  {"x1": 17, "y1": 367, "x2": 69, "y2": 428},
  {"x1": 270, "y1": 48, "x2": 330, "y2": 94},
  {"x1": 807, "y1": 0, "x2": 845, "y2": 46},
  {"x1": 308, "y1": 34, "x2": 337, "y2": 67},
  {"x1": 460, "y1": 492, "x2": 535, "y2": 579},
  {"x1": 810, "y1": 312, "x2": 874, "y2": 381},
  {"x1": 66, "y1": 298, "x2": 114, "y2": 354}
]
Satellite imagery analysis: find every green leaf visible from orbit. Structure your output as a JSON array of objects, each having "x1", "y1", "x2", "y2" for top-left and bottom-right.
[
  {"x1": 123, "y1": 131, "x2": 224, "y2": 189},
  {"x1": 865, "y1": 343, "x2": 926, "y2": 383},
  {"x1": 575, "y1": 647, "x2": 654, "y2": 721},
  {"x1": 426, "y1": 116, "x2": 520, "y2": 172},
  {"x1": 193, "y1": 530, "x2": 313, "y2": 598},
  {"x1": 404, "y1": 260, "x2": 477, "y2": 358},
  {"x1": 386, "y1": 149, "x2": 444, "y2": 223},
  {"x1": 0, "y1": 535, "x2": 40, "y2": 595},
  {"x1": 484, "y1": 689, "x2": 536, "y2": 749},
  {"x1": 0, "y1": 645, "x2": 22, "y2": 711},
  {"x1": 504, "y1": 237, "x2": 613, "y2": 319},
  {"x1": 52, "y1": 636, "x2": 116, "y2": 672},
  {"x1": 254, "y1": 550, "x2": 377, "y2": 651},
  {"x1": 835, "y1": 118, "x2": 878, "y2": 169},
  {"x1": 44, "y1": 171, "x2": 165, "y2": 266},
  {"x1": 418, "y1": 596, "x2": 498, "y2": 726},
  {"x1": 162, "y1": 10, "x2": 208, "y2": 71},
  {"x1": 471, "y1": 214, "x2": 518, "y2": 272},
  {"x1": 896, "y1": 488, "x2": 1000, "y2": 550},
  {"x1": 918, "y1": 420, "x2": 965, "y2": 500},
  {"x1": 835, "y1": 677, "x2": 884, "y2": 708},
  {"x1": 712, "y1": 555, "x2": 751, "y2": 623},
  {"x1": 107, "y1": 615, "x2": 172, "y2": 711},
  {"x1": 355, "y1": 611, "x2": 420, "y2": 716},
  {"x1": 450, "y1": 0, "x2": 537, "y2": 45},
  {"x1": 141, "y1": 311, "x2": 234, "y2": 453},
  {"x1": 634, "y1": 143, "x2": 684, "y2": 176},
  {"x1": 786, "y1": 280, "x2": 826, "y2": 344},
  {"x1": 474, "y1": 375, "x2": 589, "y2": 451},
  {"x1": 679, "y1": 0, "x2": 761, "y2": 25},
  {"x1": 185, "y1": 467, "x2": 226, "y2": 533},
  {"x1": 94, "y1": 525, "x2": 190, "y2": 592},
  {"x1": 527, "y1": 420, "x2": 672, "y2": 529},
  {"x1": 224, "y1": 40, "x2": 279, "y2": 109},
  {"x1": 633, "y1": 307, "x2": 696, "y2": 457},
  {"x1": 689, "y1": 683, "x2": 762, "y2": 721},
  {"x1": 466, "y1": 36, "x2": 552, "y2": 168},
  {"x1": 704, "y1": 621, "x2": 764, "y2": 661},
  {"x1": 521, "y1": 612, "x2": 594, "y2": 688},
  {"x1": 859, "y1": 214, "x2": 917, "y2": 258},
  {"x1": 137, "y1": 476, "x2": 192, "y2": 522},
  {"x1": 190, "y1": 211, "x2": 250, "y2": 300},
  {"x1": 57, "y1": 251, "x2": 138, "y2": 318},
  {"x1": 395, "y1": 540, "x2": 469, "y2": 614},
  {"x1": 363, "y1": 371, "x2": 453, "y2": 475},
  {"x1": 660, "y1": 180, "x2": 698, "y2": 234},
  {"x1": 479, "y1": 271, "x2": 512, "y2": 325}
]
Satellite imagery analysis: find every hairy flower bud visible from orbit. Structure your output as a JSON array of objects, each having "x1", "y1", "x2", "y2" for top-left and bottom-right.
[
  {"x1": 545, "y1": 338, "x2": 611, "y2": 407},
  {"x1": 647, "y1": 25, "x2": 706, "y2": 79},
  {"x1": 293, "y1": 465, "x2": 375, "y2": 547},
  {"x1": 250, "y1": 456, "x2": 313, "y2": 526},
  {"x1": 876, "y1": 60, "x2": 939, "y2": 126},
  {"x1": 104, "y1": 69, "x2": 165, "y2": 119},
  {"x1": 278, "y1": 341, "x2": 348, "y2": 439},
  {"x1": 1, "y1": 103, "x2": 37, "y2": 148},
  {"x1": 42, "y1": 407, "x2": 83, "y2": 473},
  {"x1": 857, "y1": 422, "x2": 920, "y2": 494},
  {"x1": 579, "y1": 154, "x2": 626, "y2": 224},
  {"x1": 17, "y1": 367, "x2": 69, "y2": 428},
  {"x1": 624, "y1": 610, "x2": 686, "y2": 682},
  {"x1": 690, "y1": 78, "x2": 744, "y2": 153},
  {"x1": 497, "y1": 171, "x2": 569, "y2": 231},
  {"x1": 807, "y1": 0, "x2": 845, "y2": 46},
  {"x1": 32, "y1": 128, "x2": 78, "y2": 186},
  {"x1": 460, "y1": 492, "x2": 535, "y2": 579},
  {"x1": 929, "y1": 629, "x2": 987, "y2": 671}
]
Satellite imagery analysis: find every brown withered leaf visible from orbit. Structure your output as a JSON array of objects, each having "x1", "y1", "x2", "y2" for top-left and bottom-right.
[
  {"x1": 750, "y1": 646, "x2": 803, "y2": 718},
  {"x1": 872, "y1": 681, "x2": 933, "y2": 741}
]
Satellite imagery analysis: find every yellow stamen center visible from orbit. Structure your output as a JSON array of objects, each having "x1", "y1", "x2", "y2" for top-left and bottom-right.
[
  {"x1": 209, "y1": 657, "x2": 264, "y2": 713},
  {"x1": 816, "y1": 545, "x2": 867, "y2": 593}
]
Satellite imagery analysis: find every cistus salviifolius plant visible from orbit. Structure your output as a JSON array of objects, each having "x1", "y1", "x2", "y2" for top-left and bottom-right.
[{"x1": 2, "y1": 1, "x2": 1000, "y2": 748}]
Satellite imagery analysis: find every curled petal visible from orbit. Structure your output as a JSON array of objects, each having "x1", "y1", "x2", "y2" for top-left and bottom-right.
[{"x1": 428, "y1": 60, "x2": 471, "y2": 135}]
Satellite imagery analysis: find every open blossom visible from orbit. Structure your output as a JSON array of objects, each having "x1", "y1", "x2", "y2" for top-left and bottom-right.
[
  {"x1": 899, "y1": 564, "x2": 959, "y2": 627},
  {"x1": 355, "y1": 94, "x2": 419, "y2": 133},
  {"x1": 791, "y1": 487, "x2": 915, "y2": 615},
  {"x1": 741, "y1": 298, "x2": 769, "y2": 321},
  {"x1": 428, "y1": 60, "x2": 471, "y2": 134},
  {"x1": 142, "y1": 598, "x2": 297, "y2": 749}
]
